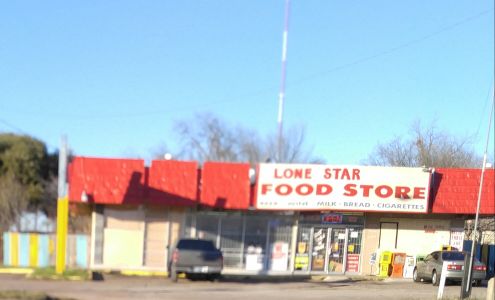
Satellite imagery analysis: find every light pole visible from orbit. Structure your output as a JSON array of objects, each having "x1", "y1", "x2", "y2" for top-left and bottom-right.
[
  {"x1": 460, "y1": 88, "x2": 494, "y2": 299},
  {"x1": 56, "y1": 136, "x2": 69, "y2": 274}
]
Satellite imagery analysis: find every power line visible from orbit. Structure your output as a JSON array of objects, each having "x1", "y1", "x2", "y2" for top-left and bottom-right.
[
  {"x1": 0, "y1": 118, "x2": 28, "y2": 135},
  {"x1": 2, "y1": 8, "x2": 492, "y2": 121},
  {"x1": 474, "y1": 83, "x2": 495, "y2": 140},
  {"x1": 287, "y1": 9, "x2": 493, "y2": 88},
  {"x1": 0, "y1": 117, "x2": 59, "y2": 150}
]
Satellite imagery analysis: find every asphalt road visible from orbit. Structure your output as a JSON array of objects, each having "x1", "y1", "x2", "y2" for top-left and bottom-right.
[{"x1": 0, "y1": 274, "x2": 489, "y2": 300}]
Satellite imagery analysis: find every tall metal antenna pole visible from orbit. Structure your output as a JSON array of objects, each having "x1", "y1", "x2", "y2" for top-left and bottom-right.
[{"x1": 277, "y1": 0, "x2": 290, "y2": 162}]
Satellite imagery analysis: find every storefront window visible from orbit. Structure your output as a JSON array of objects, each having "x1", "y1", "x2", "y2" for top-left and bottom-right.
[
  {"x1": 347, "y1": 228, "x2": 362, "y2": 254},
  {"x1": 219, "y1": 215, "x2": 243, "y2": 268},
  {"x1": 184, "y1": 213, "x2": 193, "y2": 238},
  {"x1": 268, "y1": 218, "x2": 293, "y2": 271},
  {"x1": 196, "y1": 214, "x2": 219, "y2": 244},
  {"x1": 189, "y1": 212, "x2": 295, "y2": 271},
  {"x1": 244, "y1": 216, "x2": 269, "y2": 269}
]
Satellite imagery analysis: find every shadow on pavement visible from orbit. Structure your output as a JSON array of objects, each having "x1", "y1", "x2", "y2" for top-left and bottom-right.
[{"x1": 218, "y1": 274, "x2": 312, "y2": 283}]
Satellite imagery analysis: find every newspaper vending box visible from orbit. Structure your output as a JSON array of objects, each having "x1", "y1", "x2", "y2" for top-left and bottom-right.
[{"x1": 379, "y1": 251, "x2": 392, "y2": 277}]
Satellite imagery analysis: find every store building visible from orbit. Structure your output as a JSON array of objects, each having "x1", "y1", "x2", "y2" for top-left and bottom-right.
[{"x1": 68, "y1": 156, "x2": 495, "y2": 276}]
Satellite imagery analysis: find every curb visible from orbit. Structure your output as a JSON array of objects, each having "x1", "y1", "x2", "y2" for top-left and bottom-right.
[
  {"x1": 0, "y1": 268, "x2": 34, "y2": 275},
  {"x1": 312, "y1": 275, "x2": 385, "y2": 282},
  {"x1": 120, "y1": 270, "x2": 168, "y2": 277}
]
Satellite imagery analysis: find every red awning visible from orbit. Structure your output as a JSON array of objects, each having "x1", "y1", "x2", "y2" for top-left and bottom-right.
[
  {"x1": 199, "y1": 162, "x2": 251, "y2": 209},
  {"x1": 68, "y1": 156, "x2": 146, "y2": 204},
  {"x1": 148, "y1": 160, "x2": 198, "y2": 206},
  {"x1": 68, "y1": 156, "x2": 494, "y2": 215},
  {"x1": 431, "y1": 168, "x2": 494, "y2": 214}
]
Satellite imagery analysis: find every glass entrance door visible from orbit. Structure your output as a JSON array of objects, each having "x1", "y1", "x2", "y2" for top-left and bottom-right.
[
  {"x1": 328, "y1": 228, "x2": 346, "y2": 273},
  {"x1": 310, "y1": 227, "x2": 327, "y2": 271},
  {"x1": 297, "y1": 225, "x2": 362, "y2": 274}
]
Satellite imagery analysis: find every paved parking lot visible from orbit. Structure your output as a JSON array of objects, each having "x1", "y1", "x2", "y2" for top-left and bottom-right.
[{"x1": 0, "y1": 274, "x2": 489, "y2": 300}]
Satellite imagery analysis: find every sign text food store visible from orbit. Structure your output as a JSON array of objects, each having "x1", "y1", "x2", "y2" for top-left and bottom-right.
[{"x1": 256, "y1": 164, "x2": 431, "y2": 213}]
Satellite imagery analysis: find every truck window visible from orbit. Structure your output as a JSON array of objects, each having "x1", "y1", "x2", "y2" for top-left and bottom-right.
[{"x1": 177, "y1": 239, "x2": 217, "y2": 251}]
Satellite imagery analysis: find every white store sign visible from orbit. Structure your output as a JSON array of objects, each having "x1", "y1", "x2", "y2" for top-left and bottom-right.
[{"x1": 256, "y1": 164, "x2": 431, "y2": 213}]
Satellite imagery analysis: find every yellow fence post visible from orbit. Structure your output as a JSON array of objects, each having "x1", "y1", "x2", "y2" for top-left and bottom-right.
[
  {"x1": 29, "y1": 234, "x2": 38, "y2": 267},
  {"x1": 55, "y1": 196, "x2": 69, "y2": 274},
  {"x1": 11, "y1": 233, "x2": 19, "y2": 267}
]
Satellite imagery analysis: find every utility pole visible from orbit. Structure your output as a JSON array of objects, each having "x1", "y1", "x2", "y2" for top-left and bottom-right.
[
  {"x1": 460, "y1": 88, "x2": 494, "y2": 299},
  {"x1": 277, "y1": 0, "x2": 290, "y2": 162},
  {"x1": 56, "y1": 136, "x2": 69, "y2": 274}
]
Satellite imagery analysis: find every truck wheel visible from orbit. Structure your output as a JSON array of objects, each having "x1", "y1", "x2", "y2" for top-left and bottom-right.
[
  {"x1": 208, "y1": 273, "x2": 221, "y2": 282},
  {"x1": 170, "y1": 266, "x2": 178, "y2": 282},
  {"x1": 432, "y1": 271, "x2": 439, "y2": 286}
]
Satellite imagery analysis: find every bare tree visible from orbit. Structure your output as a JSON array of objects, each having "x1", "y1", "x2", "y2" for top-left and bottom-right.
[
  {"x1": 235, "y1": 128, "x2": 265, "y2": 164},
  {"x1": 265, "y1": 126, "x2": 324, "y2": 164},
  {"x1": 366, "y1": 120, "x2": 480, "y2": 168},
  {"x1": 173, "y1": 113, "x2": 322, "y2": 165},
  {"x1": 174, "y1": 113, "x2": 240, "y2": 162}
]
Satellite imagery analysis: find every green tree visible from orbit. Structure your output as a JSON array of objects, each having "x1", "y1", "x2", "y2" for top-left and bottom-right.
[
  {"x1": 0, "y1": 173, "x2": 28, "y2": 230},
  {"x1": 0, "y1": 134, "x2": 57, "y2": 230}
]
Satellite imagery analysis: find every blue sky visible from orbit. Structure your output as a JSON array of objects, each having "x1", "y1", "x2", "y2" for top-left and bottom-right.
[{"x1": 1, "y1": 1, "x2": 493, "y2": 164}]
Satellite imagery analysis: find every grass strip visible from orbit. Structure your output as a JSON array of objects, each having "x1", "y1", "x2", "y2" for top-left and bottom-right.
[{"x1": 28, "y1": 267, "x2": 89, "y2": 281}]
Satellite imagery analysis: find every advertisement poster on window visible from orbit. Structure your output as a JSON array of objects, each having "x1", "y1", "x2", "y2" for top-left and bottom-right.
[
  {"x1": 295, "y1": 240, "x2": 309, "y2": 271},
  {"x1": 311, "y1": 228, "x2": 327, "y2": 271},
  {"x1": 346, "y1": 254, "x2": 360, "y2": 273},
  {"x1": 270, "y1": 242, "x2": 289, "y2": 271},
  {"x1": 449, "y1": 228, "x2": 464, "y2": 251}
]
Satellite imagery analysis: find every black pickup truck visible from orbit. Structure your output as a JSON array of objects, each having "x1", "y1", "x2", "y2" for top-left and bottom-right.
[{"x1": 168, "y1": 238, "x2": 223, "y2": 282}]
